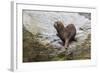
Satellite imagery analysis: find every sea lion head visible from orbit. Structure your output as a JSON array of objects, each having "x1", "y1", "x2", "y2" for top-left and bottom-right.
[{"x1": 54, "y1": 21, "x2": 64, "y2": 32}]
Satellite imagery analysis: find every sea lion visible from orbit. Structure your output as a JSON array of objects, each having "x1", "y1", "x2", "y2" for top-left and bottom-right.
[{"x1": 54, "y1": 21, "x2": 76, "y2": 48}]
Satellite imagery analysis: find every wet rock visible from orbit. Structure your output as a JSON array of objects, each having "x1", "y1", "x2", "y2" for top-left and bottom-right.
[{"x1": 78, "y1": 13, "x2": 91, "y2": 20}]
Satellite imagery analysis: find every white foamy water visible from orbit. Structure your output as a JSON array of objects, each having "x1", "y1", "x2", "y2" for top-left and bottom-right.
[{"x1": 23, "y1": 10, "x2": 91, "y2": 44}]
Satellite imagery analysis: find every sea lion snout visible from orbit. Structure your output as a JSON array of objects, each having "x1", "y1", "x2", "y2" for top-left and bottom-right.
[{"x1": 54, "y1": 22, "x2": 57, "y2": 28}]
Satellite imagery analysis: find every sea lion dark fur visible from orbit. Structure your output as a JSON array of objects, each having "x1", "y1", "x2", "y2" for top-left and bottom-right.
[{"x1": 54, "y1": 21, "x2": 76, "y2": 48}]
